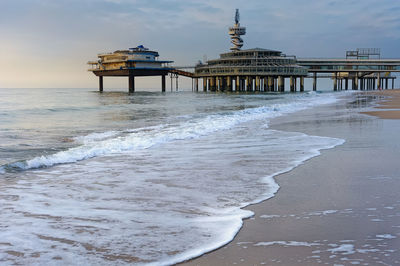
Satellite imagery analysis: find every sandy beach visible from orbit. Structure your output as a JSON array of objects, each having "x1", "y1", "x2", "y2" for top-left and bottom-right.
[{"x1": 183, "y1": 90, "x2": 400, "y2": 265}]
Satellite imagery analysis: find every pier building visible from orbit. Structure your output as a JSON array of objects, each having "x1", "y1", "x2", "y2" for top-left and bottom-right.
[
  {"x1": 88, "y1": 45, "x2": 173, "y2": 92},
  {"x1": 193, "y1": 9, "x2": 308, "y2": 92}
]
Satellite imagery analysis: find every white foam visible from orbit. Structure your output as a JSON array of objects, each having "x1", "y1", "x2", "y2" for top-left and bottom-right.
[
  {"x1": 328, "y1": 244, "x2": 356, "y2": 255},
  {"x1": 357, "y1": 248, "x2": 380, "y2": 254},
  {"x1": 254, "y1": 241, "x2": 319, "y2": 247},
  {"x1": 376, "y1": 234, "x2": 396, "y2": 239},
  {"x1": 260, "y1": 214, "x2": 281, "y2": 219},
  {"x1": 309, "y1": 210, "x2": 338, "y2": 216}
]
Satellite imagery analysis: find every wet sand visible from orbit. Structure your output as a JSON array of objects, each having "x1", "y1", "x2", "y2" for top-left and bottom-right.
[
  {"x1": 362, "y1": 89, "x2": 400, "y2": 119},
  {"x1": 183, "y1": 91, "x2": 400, "y2": 265}
]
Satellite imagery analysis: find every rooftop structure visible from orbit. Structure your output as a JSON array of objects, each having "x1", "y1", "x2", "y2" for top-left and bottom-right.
[
  {"x1": 346, "y1": 48, "x2": 381, "y2": 59},
  {"x1": 88, "y1": 45, "x2": 173, "y2": 72}
]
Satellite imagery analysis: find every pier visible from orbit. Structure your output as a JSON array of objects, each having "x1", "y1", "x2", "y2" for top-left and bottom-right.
[{"x1": 88, "y1": 11, "x2": 400, "y2": 93}]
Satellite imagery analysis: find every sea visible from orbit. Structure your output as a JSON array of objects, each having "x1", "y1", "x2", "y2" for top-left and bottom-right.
[{"x1": 0, "y1": 87, "x2": 346, "y2": 265}]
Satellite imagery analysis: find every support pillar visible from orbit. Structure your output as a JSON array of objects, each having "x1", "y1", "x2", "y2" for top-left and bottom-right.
[
  {"x1": 290, "y1": 76, "x2": 295, "y2": 92},
  {"x1": 313, "y1": 73, "x2": 317, "y2": 91},
  {"x1": 333, "y1": 73, "x2": 338, "y2": 91},
  {"x1": 227, "y1": 76, "x2": 232, "y2": 91},
  {"x1": 377, "y1": 74, "x2": 381, "y2": 90},
  {"x1": 210, "y1": 77, "x2": 216, "y2": 91},
  {"x1": 386, "y1": 78, "x2": 389, "y2": 90},
  {"x1": 268, "y1": 76, "x2": 273, "y2": 92},
  {"x1": 203, "y1": 78, "x2": 207, "y2": 91},
  {"x1": 246, "y1": 76, "x2": 251, "y2": 91},
  {"x1": 263, "y1": 77, "x2": 267, "y2": 92},
  {"x1": 300, "y1": 77, "x2": 304, "y2": 92},
  {"x1": 345, "y1": 78, "x2": 349, "y2": 90},
  {"x1": 99, "y1": 76, "x2": 103, "y2": 92},
  {"x1": 278, "y1": 76, "x2": 284, "y2": 92},
  {"x1": 255, "y1": 76, "x2": 260, "y2": 92},
  {"x1": 355, "y1": 76, "x2": 359, "y2": 90},
  {"x1": 392, "y1": 78, "x2": 395, "y2": 89},
  {"x1": 236, "y1": 76, "x2": 240, "y2": 92},
  {"x1": 161, "y1": 75, "x2": 166, "y2": 92},
  {"x1": 129, "y1": 74, "x2": 135, "y2": 93}
]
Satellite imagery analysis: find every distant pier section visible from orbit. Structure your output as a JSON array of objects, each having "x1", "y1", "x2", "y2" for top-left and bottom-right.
[
  {"x1": 298, "y1": 48, "x2": 400, "y2": 91},
  {"x1": 88, "y1": 45, "x2": 174, "y2": 92}
]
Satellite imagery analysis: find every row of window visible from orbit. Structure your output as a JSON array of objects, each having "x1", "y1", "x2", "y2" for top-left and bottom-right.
[
  {"x1": 196, "y1": 67, "x2": 307, "y2": 75},
  {"x1": 220, "y1": 52, "x2": 282, "y2": 58},
  {"x1": 208, "y1": 59, "x2": 296, "y2": 67},
  {"x1": 308, "y1": 65, "x2": 399, "y2": 70}
]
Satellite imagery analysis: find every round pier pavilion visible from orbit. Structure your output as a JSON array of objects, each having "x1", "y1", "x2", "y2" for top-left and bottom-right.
[{"x1": 194, "y1": 48, "x2": 308, "y2": 92}]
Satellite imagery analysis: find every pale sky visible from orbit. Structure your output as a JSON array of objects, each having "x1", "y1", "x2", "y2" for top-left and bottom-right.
[{"x1": 1, "y1": 0, "x2": 400, "y2": 89}]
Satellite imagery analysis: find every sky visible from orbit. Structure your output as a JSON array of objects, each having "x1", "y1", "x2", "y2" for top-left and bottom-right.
[{"x1": 1, "y1": 0, "x2": 400, "y2": 89}]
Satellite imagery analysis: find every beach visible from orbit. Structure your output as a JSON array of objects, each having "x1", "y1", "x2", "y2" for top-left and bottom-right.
[
  {"x1": 184, "y1": 90, "x2": 400, "y2": 265},
  {"x1": 0, "y1": 89, "x2": 345, "y2": 265},
  {"x1": 0, "y1": 89, "x2": 399, "y2": 265}
]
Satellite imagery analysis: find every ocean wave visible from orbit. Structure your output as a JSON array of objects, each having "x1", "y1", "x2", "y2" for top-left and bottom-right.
[{"x1": 0, "y1": 93, "x2": 339, "y2": 173}]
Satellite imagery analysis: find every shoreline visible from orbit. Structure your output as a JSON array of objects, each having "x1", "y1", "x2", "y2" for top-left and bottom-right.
[{"x1": 183, "y1": 90, "x2": 400, "y2": 265}]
